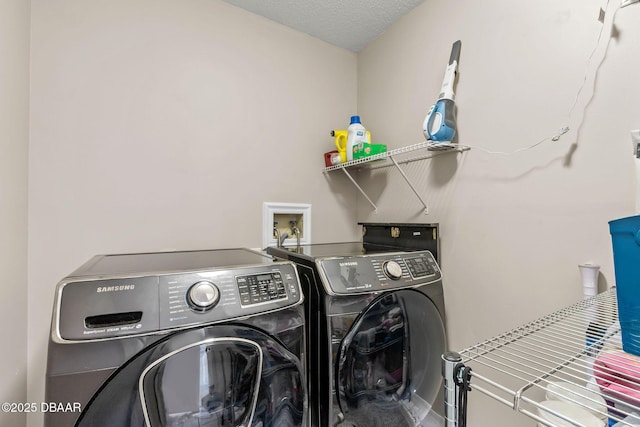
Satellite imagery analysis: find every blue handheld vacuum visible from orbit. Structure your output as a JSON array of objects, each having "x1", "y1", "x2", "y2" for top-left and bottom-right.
[{"x1": 423, "y1": 40, "x2": 461, "y2": 142}]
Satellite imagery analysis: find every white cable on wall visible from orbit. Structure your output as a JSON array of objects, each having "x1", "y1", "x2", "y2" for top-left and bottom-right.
[{"x1": 469, "y1": 0, "x2": 626, "y2": 156}]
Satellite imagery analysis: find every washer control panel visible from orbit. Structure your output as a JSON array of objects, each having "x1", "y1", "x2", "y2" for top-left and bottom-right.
[
  {"x1": 236, "y1": 272, "x2": 287, "y2": 306},
  {"x1": 318, "y1": 250, "x2": 440, "y2": 295},
  {"x1": 56, "y1": 262, "x2": 301, "y2": 342}
]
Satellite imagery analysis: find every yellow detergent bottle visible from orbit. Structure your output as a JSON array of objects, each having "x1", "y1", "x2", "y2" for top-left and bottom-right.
[
  {"x1": 332, "y1": 130, "x2": 348, "y2": 163},
  {"x1": 333, "y1": 126, "x2": 372, "y2": 163}
]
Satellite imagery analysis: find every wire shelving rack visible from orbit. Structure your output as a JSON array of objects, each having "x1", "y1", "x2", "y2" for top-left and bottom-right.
[{"x1": 443, "y1": 289, "x2": 640, "y2": 427}]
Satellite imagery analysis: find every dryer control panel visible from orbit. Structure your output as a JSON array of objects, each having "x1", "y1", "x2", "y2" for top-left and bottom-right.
[
  {"x1": 54, "y1": 262, "x2": 302, "y2": 342},
  {"x1": 318, "y1": 250, "x2": 440, "y2": 295}
]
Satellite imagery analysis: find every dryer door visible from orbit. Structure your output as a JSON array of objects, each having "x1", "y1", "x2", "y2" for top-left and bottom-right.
[
  {"x1": 336, "y1": 289, "x2": 445, "y2": 426},
  {"x1": 76, "y1": 324, "x2": 305, "y2": 427}
]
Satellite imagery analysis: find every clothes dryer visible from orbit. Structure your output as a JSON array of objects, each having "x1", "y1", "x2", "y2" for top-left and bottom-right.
[
  {"x1": 45, "y1": 248, "x2": 307, "y2": 427},
  {"x1": 266, "y1": 243, "x2": 446, "y2": 427}
]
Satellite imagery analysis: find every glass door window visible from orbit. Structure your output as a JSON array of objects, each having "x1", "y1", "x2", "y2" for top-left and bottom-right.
[
  {"x1": 76, "y1": 325, "x2": 305, "y2": 427},
  {"x1": 336, "y1": 290, "x2": 445, "y2": 426},
  {"x1": 140, "y1": 338, "x2": 262, "y2": 426}
]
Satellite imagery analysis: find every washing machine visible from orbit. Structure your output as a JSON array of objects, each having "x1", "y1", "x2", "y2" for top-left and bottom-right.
[
  {"x1": 266, "y1": 242, "x2": 446, "y2": 427},
  {"x1": 45, "y1": 248, "x2": 307, "y2": 427}
]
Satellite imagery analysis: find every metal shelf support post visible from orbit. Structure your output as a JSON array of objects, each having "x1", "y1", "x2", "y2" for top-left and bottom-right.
[
  {"x1": 389, "y1": 155, "x2": 429, "y2": 214},
  {"x1": 340, "y1": 167, "x2": 378, "y2": 212},
  {"x1": 443, "y1": 352, "x2": 463, "y2": 427}
]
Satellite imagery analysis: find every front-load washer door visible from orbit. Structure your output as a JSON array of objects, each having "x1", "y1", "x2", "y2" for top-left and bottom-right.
[
  {"x1": 336, "y1": 290, "x2": 445, "y2": 427},
  {"x1": 76, "y1": 324, "x2": 305, "y2": 427}
]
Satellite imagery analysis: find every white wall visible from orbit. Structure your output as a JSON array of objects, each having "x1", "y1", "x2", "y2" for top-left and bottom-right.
[
  {"x1": 358, "y1": 0, "x2": 640, "y2": 425},
  {"x1": 28, "y1": 1, "x2": 359, "y2": 425},
  {"x1": 0, "y1": 0, "x2": 30, "y2": 426}
]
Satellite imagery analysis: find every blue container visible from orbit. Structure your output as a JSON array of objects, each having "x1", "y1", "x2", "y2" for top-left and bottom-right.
[{"x1": 609, "y1": 215, "x2": 640, "y2": 356}]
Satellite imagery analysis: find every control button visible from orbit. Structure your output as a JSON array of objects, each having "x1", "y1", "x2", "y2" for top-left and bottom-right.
[
  {"x1": 383, "y1": 260, "x2": 403, "y2": 280},
  {"x1": 405, "y1": 257, "x2": 437, "y2": 277},
  {"x1": 187, "y1": 281, "x2": 220, "y2": 312}
]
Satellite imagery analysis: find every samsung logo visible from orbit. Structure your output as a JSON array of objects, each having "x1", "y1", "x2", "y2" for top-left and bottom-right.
[
  {"x1": 96, "y1": 285, "x2": 135, "y2": 293},
  {"x1": 339, "y1": 262, "x2": 358, "y2": 267}
]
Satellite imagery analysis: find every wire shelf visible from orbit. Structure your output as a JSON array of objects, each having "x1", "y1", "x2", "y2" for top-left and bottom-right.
[
  {"x1": 445, "y1": 289, "x2": 640, "y2": 427},
  {"x1": 321, "y1": 141, "x2": 470, "y2": 172},
  {"x1": 322, "y1": 141, "x2": 470, "y2": 213}
]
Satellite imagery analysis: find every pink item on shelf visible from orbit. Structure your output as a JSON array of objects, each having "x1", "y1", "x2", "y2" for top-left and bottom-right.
[{"x1": 594, "y1": 350, "x2": 640, "y2": 407}]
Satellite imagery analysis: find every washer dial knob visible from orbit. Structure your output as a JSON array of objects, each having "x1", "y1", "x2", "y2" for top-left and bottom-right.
[
  {"x1": 383, "y1": 261, "x2": 403, "y2": 280},
  {"x1": 187, "y1": 281, "x2": 220, "y2": 311}
]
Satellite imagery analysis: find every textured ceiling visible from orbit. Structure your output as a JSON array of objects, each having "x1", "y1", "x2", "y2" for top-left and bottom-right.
[{"x1": 220, "y1": 0, "x2": 427, "y2": 52}]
